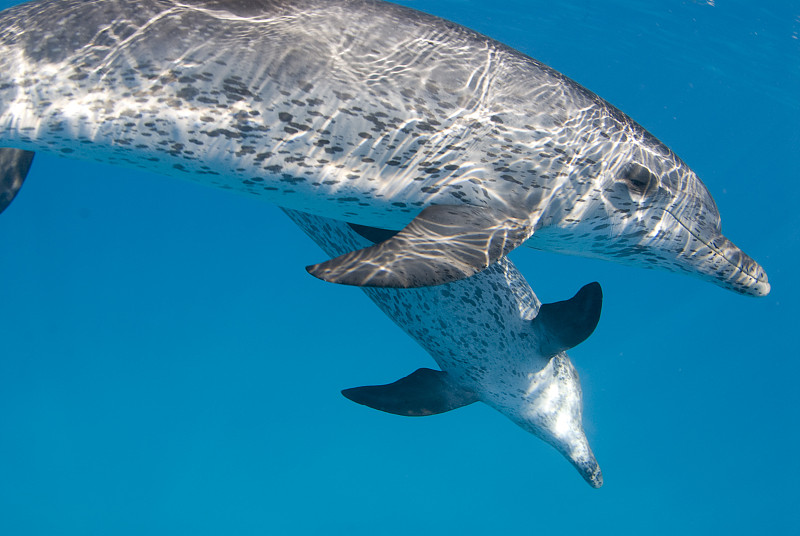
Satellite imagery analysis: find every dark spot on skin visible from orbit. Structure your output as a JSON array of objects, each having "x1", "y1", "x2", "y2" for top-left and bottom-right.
[
  {"x1": 177, "y1": 86, "x2": 199, "y2": 100},
  {"x1": 222, "y1": 78, "x2": 252, "y2": 100},
  {"x1": 278, "y1": 112, "x2": 293, "y2": 122},
  {"x1": 206, "y1": 129, "x2": 242, "y2": 139},
  {"x1": 280, "y1": 175, "x2": 305, "y2": 184},
  {"x1": 500, "y1": 174, "x2": 522, "y2": 185}
]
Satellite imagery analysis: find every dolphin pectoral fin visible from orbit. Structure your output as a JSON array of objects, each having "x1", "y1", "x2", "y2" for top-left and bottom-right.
[
  {"x1": 306, "y1": 205, "x2": 532, "y2": 287},
  {"x1": 533, "y1": 282, "x2": 603, "y2": 357},
  {"x1": 342, "y1": 368, "x2": 478, "y2": 416},
  {"x1": 0, "y1": 149, "x2": 35, "y2": 216}
]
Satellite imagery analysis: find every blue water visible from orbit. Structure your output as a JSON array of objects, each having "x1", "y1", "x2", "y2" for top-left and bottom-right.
[{"x1": 1, "y1": 0, "x2": 798, "y2": 533}]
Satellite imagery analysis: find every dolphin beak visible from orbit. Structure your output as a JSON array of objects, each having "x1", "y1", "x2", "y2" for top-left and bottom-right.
[
  {"x1": 679, "y1": 230, "x2": 771, "y2": 297},
  {"x1": 704, "y1": 234, "x2": 770, "y2": 297},
  {"x1": 665, "y1": 208, "x2": 770, "y2": 297},
  {"x1": 565, "y1": 435, "x2": 603, "y2": 489}
]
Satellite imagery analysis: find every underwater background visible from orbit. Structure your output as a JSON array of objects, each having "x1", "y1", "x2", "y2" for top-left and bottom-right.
[{"x1": 1, "y1": 0, "x2": 798, "y2": 533}]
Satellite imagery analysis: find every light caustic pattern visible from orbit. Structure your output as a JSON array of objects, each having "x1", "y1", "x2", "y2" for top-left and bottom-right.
[{"x1": 0, "y1": 0, "x2": 769, "y2": 295}]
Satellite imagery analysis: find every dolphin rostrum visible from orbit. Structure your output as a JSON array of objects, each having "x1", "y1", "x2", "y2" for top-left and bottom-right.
[
  {"x1": 0, "y1": 0, "x2": 769, "y2": 296},
  {"x1": 285, "y1": 208, "x2": 604, "y2": 488}
]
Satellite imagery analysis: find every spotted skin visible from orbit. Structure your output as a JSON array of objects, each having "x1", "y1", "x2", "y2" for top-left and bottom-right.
[
  {"x1": 286, "y1": 208, "x2": 603, "y2": 488},
  {"x1": 0, "y1": 0, "x2": 769, "y2": 295}
]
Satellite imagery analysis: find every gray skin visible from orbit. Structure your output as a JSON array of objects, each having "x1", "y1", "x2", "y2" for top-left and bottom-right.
[
  {"x1": 285, "y1": 208, "x2": 603, "y2": 488},
  {"x1": 0, "y1": 0, "x2": 769, "y2": 296}
]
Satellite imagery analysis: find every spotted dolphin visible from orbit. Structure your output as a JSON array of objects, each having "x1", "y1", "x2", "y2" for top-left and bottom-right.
[
  {"x1": 0, "y1": 0, "x2": 768, "y2": 296},
  {"x1": 285, "y1": 208, "x2": 603, "y2": 488}
]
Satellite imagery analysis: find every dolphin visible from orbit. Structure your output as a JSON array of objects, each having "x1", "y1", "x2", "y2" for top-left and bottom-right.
[
  {"x1": 0, "y1": 0, "x2": 769, "y2": 296},
  {"x1": 285, "y1": 208, "x2": 604, "y2": 488}
]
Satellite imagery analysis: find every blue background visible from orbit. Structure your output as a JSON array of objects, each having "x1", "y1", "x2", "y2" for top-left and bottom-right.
[{"x1": 1, "y1": 0, "x2": 798, "y2": 533}]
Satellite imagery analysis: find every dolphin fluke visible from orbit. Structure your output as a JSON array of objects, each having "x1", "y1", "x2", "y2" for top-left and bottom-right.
[
  {"x1": 0, "y1": 149, "x2": 35, "y2": 216},
  {"x1": 532, "y1": 282, "x2": 603, "y2": 357},
  {"x1": 342, "y1": 368, "x2": 479, "y2": 416},
  {"x1": 306, "y1": 205, "x2": 533, "y2": 288}
]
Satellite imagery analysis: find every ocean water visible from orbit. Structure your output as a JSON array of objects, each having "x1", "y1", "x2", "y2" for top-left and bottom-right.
[{"x1": 0, "y1": 0, "x2": 798, "y2": 534}]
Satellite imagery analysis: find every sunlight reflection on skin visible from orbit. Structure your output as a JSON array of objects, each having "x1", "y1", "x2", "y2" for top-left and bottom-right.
[
  {"x1": 287, "y1": 207, "x2": 603, "y2": 488},
  {"x1": 0, "y1": 0, "x2": 768, "y2": 296}
]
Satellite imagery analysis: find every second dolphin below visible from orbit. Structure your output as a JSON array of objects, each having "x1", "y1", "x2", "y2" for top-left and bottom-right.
[{"x1": 286, "y1": 209, "x2": 604, "y2": 488}]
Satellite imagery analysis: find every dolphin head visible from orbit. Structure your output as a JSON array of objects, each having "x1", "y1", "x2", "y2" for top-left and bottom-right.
[
  {"x1": 498, "y1": 353, "x2": 602, "y2": 488},
  {"x1": 477, "y1": 282, "x2": 604, "y2": 488},
  {"x1": 601, "y1": 138, "x2": 769, "y2": 296},
  {"x1": 545, "y1": 128, "x2": 770, "y2": 297}
]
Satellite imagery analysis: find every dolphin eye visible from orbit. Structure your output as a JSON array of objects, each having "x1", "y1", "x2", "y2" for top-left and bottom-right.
[{"x1": 620, "y1": 163, "x2": 658, "y2": 197}]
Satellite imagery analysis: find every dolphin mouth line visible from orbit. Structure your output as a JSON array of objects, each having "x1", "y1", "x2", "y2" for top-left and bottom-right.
[{"x1": 662, "y1": 208, "x2": 762, "y2": 285}]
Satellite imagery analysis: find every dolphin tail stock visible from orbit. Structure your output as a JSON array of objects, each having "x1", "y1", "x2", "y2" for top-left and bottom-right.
[
  {"x1": 0, "y1": 148, "x2": 35, "y2": 216},
  {"x1": 532, "y1": 282, "x2": 603, "y2": 357},
  {"x1": 342, "y1": 368, "x2": 479, "y2": 417},
  {"x1": 306, "y1": 204, "x2": 533, "y2": 288}
]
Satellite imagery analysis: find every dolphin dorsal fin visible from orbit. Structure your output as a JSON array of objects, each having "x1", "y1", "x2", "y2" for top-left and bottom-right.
[
  {"x1": 347, "y1": 222, "x2": 399, "y2": 244},
  {"x1": 0, "y1": 149, "x2": 35, "y2": 216},
  {"x1": 533, "y1": 282, "x2": 603, "y2": 357},
  {"x1": 342, "y1": 368, "x2": 478, "y2": 416}
]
